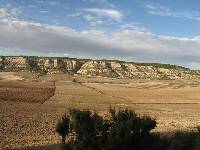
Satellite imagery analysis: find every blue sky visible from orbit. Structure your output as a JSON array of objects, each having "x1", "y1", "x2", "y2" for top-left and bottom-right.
[{"x1": 0, "y1": 0, "x2": 200, "y2": 69}]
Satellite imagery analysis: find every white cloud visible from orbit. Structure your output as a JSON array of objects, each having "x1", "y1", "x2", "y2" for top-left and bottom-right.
[
  {"x1": 0, "y1": 7, "x2": 20, "y2": 20},
  {"x1": 1, "y1": 20, "x2": 200, "y2": 69},
  {"x1": 82, "y1": 0, "x2": 108, "y2": 2},
  {"x1": 68, "y1": 12, "x2": 81, "y2": 17},
  {"x1": 146, "y1": 4, "x2": 200, "y2": 21},
  {"x1": 121, "y1": 23, "x2": 149, "y2": 32},
  {"x1": 79, "y1": 8, "x2": 123, "y2": 27},
  {"x1": 40, "y1": 10, "x2": 48, "y2": 13},
  {"x1": 83, "y1": 14, "x2": 104, "y2": 26},
  {"x1": 81, "y1": 8, "x2": 123, "y2": 21},
  {"x1": 34, "y1": 0, "x2": 60, "y2": 6},
  {"x1": 0, "y1": 8, "x2": 10, "y2": 17},
  {"x1": 47, "y1": 1, "x2": 60, "y2": 6}
]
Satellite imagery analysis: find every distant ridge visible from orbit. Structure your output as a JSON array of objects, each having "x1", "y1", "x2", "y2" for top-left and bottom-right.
[{"x1": 0, "y1": 56, "x2": 199, "y2": 80}]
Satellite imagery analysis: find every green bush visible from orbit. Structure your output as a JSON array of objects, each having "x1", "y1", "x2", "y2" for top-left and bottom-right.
[
  {"x1": 56, "y1": 108, "x2": 165, "y2": 150},
  {"x1": 56, "y1": 108, "x2": 200, "y2": 150},
  {"x1": 168, "y1": 131, "x2": 200, "y2": 150},
  {"x1": 106, "y1": 108, "x2": 158, "y2": 150},
  {"x1": 56, "y1": 114, "x2": 70, "y2": 144},
  {"x1": 72, "y1": 77, "x2": 76, "y2": 82}
]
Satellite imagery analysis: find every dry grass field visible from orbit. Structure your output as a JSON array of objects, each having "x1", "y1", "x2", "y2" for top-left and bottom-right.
[
  {"x1": 1, "y1": 74, "x2": 200, "y2": 149},
  {"x1": 0, "y1": 72, "x2": 38, "y2": 81},
  {"x1": 82, "y1": 81, "x2": 200, "y2": 104},
  {"x1": 47, "y1": 77, "x2": 200, "y2": 132}
]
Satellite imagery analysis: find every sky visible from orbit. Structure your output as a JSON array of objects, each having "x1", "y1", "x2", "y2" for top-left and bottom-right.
[{"x1": 0, "y1": 0, "x2": 200, "y2": 69}]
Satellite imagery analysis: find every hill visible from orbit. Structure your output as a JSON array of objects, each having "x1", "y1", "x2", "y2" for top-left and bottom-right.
[{"x1": 0, "y1": 56, "x2": 199, "y2": 80}]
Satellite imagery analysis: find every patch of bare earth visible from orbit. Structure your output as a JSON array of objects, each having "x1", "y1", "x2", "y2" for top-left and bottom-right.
[
  {"x1": 0, "y1": 81, "x2": 55, "y2": 103},
  {"x1": 0, "y1": 101, "x2": 66, "y2": 150}
]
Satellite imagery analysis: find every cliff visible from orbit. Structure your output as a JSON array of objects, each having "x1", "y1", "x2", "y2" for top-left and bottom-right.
[{"x1": 0, "y1": 56, "x2": 199, "y2": 80}]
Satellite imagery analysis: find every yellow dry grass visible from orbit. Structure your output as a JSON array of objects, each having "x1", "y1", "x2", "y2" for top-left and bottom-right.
[{"x1": 46, "y1": 78, "x2": 200, "y2": 132}]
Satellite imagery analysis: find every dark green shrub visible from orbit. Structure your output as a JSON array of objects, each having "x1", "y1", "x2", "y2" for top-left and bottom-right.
[
  {"x1": 56, "y1": 108, "x2": 163, "y2": 150},
  {"x1": 69, "y1": 109, "x2": 106, "y2": 150},
  {"x1": 169, "y1": 131, "x2": 200, "y2": 150},
  {"x1": 55, "y1": 108, "x2": 200, "y2": 150},
  {"x1": 72, "y1": 77, "x2": 76, "y2": 82},
  {"x1": 56, "y1": 114, "x2": 70, "y2": 144},
  {"x1": 106, "y1": 108, "x2": 157, "y2": 150}
]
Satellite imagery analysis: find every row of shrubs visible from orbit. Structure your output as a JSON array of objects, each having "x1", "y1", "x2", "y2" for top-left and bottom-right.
[{"x1": 56, "y1": 108, "x2": 200, "y2": 150}]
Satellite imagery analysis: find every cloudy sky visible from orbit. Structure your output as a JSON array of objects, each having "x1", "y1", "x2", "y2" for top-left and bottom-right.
[{"x1": 0, "y1": 0, "x2": 200, "y2": 69}]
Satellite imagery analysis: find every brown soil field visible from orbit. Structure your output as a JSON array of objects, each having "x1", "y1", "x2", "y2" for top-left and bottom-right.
[
  {"x1": 0, "y1": 101, "x2": 65, "y2": 150},
  {"x1": 2, "y1": 101, "x2": 200, "y2": 150},
  {"x1": 1, "y1": 76, "x2": 200, "y2": 149},
  {"x1": 0, "y1": 81, "x2": 55, "y2": 103}
]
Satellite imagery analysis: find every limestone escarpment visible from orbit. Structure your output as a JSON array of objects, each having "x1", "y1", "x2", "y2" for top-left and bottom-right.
[
  {"x1": 2, "y1": 57, "x2": 27, "y2": 71},
  {"x1": 77, "y1": 61, "x2": 200, "y2": 80},
  {"x1": 0, "y1": 56, "x2": 199, "y2": 80}
]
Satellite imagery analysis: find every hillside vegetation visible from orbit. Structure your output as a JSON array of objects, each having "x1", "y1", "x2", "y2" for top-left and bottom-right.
[{"x1": 0, "y1": 56, "x2": 199, "y2": 80}]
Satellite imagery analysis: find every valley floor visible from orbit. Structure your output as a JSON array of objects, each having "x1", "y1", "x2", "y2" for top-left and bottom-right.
[{"x1": 1, "y1": 74, "x2": 200, "y2": 149}]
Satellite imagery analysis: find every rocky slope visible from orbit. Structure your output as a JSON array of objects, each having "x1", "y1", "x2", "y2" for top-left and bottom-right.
[{"x1": 0, "y1": 56, "x2": 199, "y2": 80}]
